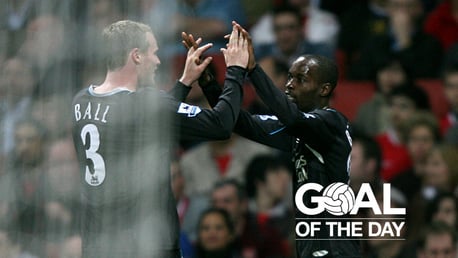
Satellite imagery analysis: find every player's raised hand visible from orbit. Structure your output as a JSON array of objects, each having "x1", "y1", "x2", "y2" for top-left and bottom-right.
[
  {"x1": 179, "y1": 41, "x2": 213, "y2": 86},
  {"x1": 232, "y1": 21, "x2": 256, "y2": 71},
  {"x1": 181, "y1": 32, "x2": 215, "y2": 87},
  {"x1": 221, "y1": 22, "x2": 249, "y2": 69},
  {"x1": 181, "y1": 33, "x2": 199, "y2": 53}
]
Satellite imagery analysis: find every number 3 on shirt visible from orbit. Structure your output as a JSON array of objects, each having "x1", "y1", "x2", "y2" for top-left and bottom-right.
[{"x1": 81, "y1": 124, "x2": 106, "y2": 186}]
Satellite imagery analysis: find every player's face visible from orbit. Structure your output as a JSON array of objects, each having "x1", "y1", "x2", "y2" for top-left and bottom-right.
[
  {"x1": 138, "y1": 32, "x2": 160, "y2": 87},
  {"x1": 285, "y1": 57, "x2": 322, "y2": 112}
]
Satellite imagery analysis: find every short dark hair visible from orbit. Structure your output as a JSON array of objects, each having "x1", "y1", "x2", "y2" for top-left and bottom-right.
[
  {"x1": 197, "y1": 207, "x2": 235, "y2": 235},
  {"x1": 244, "y1": 154, "x2": 288, "y2": 198},
  {"x1": 195, "y1": 207, "x2": 235, "y2": 256},
  {"x1": 212, "y1": 179, "x2": 246, "y2": 201},
  {"x1": 272, "y1": 4, "x2": 302, "y2": 23},
  {"x1": 402, "y1": 111, "x2": 441, "y2": 144},
  {"x1": 352, "y1": 130, "x2": 382, "y2": 177},
  {"x1": 389, "y1": 83, "x2": 430, "y2": 110},
  {"x1": 304, "y1": 55, "x2": 339, "y2": 94},
  {"x1": 373, "y1": 55, "x2": 414, "y2": 89},
  {"x1": 425, "y1": 191, "x2": 458, "y2": 225},
  {"x1": 417, "y1": 221, "x2": 457, "y2": 250}
]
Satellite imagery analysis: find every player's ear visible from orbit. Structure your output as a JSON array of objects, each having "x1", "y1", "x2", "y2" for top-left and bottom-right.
[
  {"x1": 320, "y1": 83, "x2": 332, "y2": 97},
  {"x1": 131, "y1": 48, "x2": 141, "y2": 65}
]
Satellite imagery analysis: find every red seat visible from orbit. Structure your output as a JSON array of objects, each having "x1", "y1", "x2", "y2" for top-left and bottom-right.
[
  {"x1": 331, "y1": 81, "x2": 376, "y2": 121},
  {"x1": 331, "y1": 79, "x2": 450, "y2": 122},
  {"x1": 416, "y1": 79, "x2": 450, "y2": 119}
]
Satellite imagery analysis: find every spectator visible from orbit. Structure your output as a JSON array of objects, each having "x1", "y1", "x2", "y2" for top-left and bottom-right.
[
  {"x1": 30, "y1": 95, "x2": 72, "y2": 141},
  {"x1": 338, "y1": 0, "x2": 390, "y2": 73},
  {"x1": 423, "y1": 144, "x2": 458, "y2": 193},
  {"x1": 251, "y1": 0, "x2": 339, "y2": 48},
  {"x1": 181, "y1": 134, "x2": 272, "y2": 196},
  {"x1": 43, "y1": 200, "x2": 76, "y2": 258},
  {"x1": 349, "y1": 132, "x2": 383, "y2": 192},
  {"x1": 210, "y1": 179, "x2": 248, "y2": 237},
  {"x1": 424, "y1": 0, "x2": 458, "y2": 51},
  {"x1": 407, "y1": 144, "x2": 458, "y2": 242},
  {"x1": 349, "y1": 0, "x2": 443, "y2": 80},
  {"x1": 0, "y1": 225, "x2": 38, "y2": 258},
  {"x1": 364, "y1": 186, "x2": 412, "y2": 258},
  {"x1": 253, "y1": 4, "x2": 335, "y2": 62},
  {"x1": 417, "y1": 221, "x2": 457, "y2": 258},
  {"x1": 43, "y1": 137, "x2": 81, "y2": 226},
  {"x1": 194, "y1": 208, "x2": 242, "y2": 258},
  {"x1": 440, "y1": 63, "x2": 458, "y2": 136},
  {"x1": 289, "y1": 0, "x2": 340, "y2": 46},
  {"x1": 354, "y1": 56, "x2": 413, "y2": 137},
  {"x1": 376, "y1": 84, "x2": 430, "y2": 181},
  {"x1": 0, "y1": 0, "x2": 38, "y2": 60},
  {"x1": 9, "y1": 119, "x2": 47, "y2": 206},
  {"x1": 170, "y1": 155, "x2": 208, "y2": 247},
  {"x1": 210, "y1": 179, "x2": 287, "y2": 257},
  {"x1": 0, "y1": 57, "x2": 36, "y2": 155},
  {"x1": 243, "y1": 154, "x2": 294, "y2": 258},
  {"x1": 18, "y1": 14, "x2": 81, "y2": 100},
  {"x1": 424, "y1": 192, "x2": 458, "y2": 231},
  {"x1": 391, "y1": 112, "x2": 441, "y2": 201},
  {"x1": 7, "y1": 119, "x2": 48, "y2": 256},
  {"x1": 244, "y1": 154, "x2": 292, "y2": 216}
]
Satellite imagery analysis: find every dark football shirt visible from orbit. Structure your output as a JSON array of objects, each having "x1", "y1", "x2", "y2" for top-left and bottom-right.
[
  {"x1": 72, "y1": 66, "x2": 245, "y2": 258},
  {"x1": 201, "y1": 65, "x2": 361, "y2": 257}
]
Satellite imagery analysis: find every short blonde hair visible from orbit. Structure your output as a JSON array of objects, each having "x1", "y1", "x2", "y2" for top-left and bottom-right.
[{"x1": 102, "y1": 20, "x2": 152, "y2": 70}]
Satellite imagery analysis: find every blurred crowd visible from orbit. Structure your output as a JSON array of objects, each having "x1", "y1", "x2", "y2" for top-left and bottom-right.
[{"x1": 0, "y1": 0, "x2": 457, "y2": 257}]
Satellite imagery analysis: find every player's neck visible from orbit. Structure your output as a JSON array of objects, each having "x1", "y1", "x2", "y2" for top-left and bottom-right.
[
  {"x1": 319, "y1": 98, "x2": 330, "y2": 110},
  {"x1": 96, "y1": 67, "x2": 138, "y2": 93}
]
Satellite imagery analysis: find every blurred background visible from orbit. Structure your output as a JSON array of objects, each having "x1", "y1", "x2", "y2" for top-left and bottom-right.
[{"x1": 0, "y1": 0, "x2": 457, "y2": 257}]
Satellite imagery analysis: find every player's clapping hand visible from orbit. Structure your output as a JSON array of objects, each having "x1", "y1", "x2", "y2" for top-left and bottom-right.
[
  {"x1": 231, "y1": 21, "x2": 256, "y2": 71},
  {"x1": 179, "y1": 38, "x2": 213, "y2": 86},
  {"x1": 181, "y1": 32, "x2": 199, "y2": 53},
  {"x1": 221, "y1": 22, "x2": 249, "y2": 69},
  {"x1": 181, "y1": 32, "x2": 215, "y2": 87}
]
